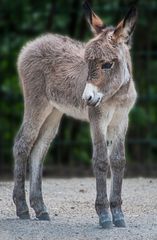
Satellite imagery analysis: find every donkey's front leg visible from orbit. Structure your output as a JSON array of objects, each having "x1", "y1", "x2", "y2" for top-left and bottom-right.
[
  {"x1": 89, "y1": 108, "x2": 112, "y2": 229},
  {"x1": 109, "y1": 129, "x2": 127, "y2": 227}
]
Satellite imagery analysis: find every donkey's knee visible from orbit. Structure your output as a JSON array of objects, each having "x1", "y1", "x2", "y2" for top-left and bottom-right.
[
  {"x1": 93, "y1": 158, "x2": 109, "y2": 175},
  {"x1": 110, "y1": 155, "x2": 126, "y2": 172}
]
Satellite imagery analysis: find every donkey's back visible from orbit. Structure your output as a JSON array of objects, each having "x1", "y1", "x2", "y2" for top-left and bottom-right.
[{"x1": 18, "y1": 34, "x2": 85, "y2": 68}]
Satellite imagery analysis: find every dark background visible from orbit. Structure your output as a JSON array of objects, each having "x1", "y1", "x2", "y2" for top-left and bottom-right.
[{"x1": 0, "y1": 0, "x2": 157, "y2": 178}]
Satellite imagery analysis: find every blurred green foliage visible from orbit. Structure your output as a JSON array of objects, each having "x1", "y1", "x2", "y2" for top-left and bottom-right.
[{"x1": 0, "y1": 0, "x2": 157, "y2": 175}]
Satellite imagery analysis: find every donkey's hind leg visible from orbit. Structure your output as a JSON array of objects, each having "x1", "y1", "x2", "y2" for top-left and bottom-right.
[
  {"x1": 29, "y1": 108, "x2": 62, "y2": 220},
  {"x1": 13, "y1": 100, "x2": 52, "y2": 219}
]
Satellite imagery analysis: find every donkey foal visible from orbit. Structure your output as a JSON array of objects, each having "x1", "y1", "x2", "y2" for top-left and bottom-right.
[{"x1": 13, "y1": 1, "x2": 137, "y2": 229}]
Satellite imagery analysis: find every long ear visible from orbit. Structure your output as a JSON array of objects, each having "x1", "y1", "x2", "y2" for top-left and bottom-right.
[
  {"x1": 83, "y1": 1, "x2": 105, "y2": 35},
  {"x1": 113, "y1": 5, "x2": 138, "y2": 45}
]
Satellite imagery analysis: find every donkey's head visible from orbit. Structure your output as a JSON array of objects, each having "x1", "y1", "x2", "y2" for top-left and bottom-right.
[{"x1": 82, "y1": 1, "x2": 137, "y2": 106}]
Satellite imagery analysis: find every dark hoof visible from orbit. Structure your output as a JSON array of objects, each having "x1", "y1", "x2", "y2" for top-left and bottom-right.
[
  {"x1": 99, "y1": 212, "x2": 112, "y2": 229},
  {"x1": 111, "y1": 208, "x2": 126, "y2": 228},
  {"x1": 113, "y1": 219, "x2": 126, "y2": 228},
  {"x1": 18, "y1": 211, "x2": 30, "y2": 220},
  {"x1": 100, "y1": 220, "x2": 113, "y2": 229},
  {"x1": 36, "y1": 212, "x2": 50, "y2": 221}
]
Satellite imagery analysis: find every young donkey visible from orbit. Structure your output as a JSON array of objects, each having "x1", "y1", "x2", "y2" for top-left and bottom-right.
[{"x1": 13, "y1": 1, "x2": 137, "y2": 228}]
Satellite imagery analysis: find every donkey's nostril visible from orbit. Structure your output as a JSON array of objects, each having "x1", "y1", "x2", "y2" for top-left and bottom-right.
[{"x1": 87, "y1": 96, "x2": 92, "y2": 101}]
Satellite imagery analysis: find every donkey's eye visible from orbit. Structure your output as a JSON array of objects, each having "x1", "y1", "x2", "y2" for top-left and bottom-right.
[{"x1": 101, "y1": 62, "x2": 113, "y2": 70}]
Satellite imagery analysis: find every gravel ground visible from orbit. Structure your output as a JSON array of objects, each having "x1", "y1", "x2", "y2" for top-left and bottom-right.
[{"x1": 0, "y1": 178, "x2": 157, "y2": 240}]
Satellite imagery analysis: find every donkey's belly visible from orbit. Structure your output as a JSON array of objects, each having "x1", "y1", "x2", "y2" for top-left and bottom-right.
[{"x1": 50, "y1": 100, "x2": 89, "y2": 121}]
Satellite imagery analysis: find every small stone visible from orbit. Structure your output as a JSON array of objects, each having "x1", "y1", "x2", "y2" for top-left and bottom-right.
[{"x1": 79, "y1": 189, "x2": 85, "y2": 193}]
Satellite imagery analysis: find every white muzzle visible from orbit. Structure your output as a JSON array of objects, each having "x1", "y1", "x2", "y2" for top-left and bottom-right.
[{"x1": 82, "y1": 83, "x2": 104, "y2": 107}]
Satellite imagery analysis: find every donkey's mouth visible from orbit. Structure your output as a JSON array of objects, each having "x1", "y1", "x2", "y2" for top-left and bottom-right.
[{"x1": 87, "y1": 97, "x2": 102, "y2": 107}]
